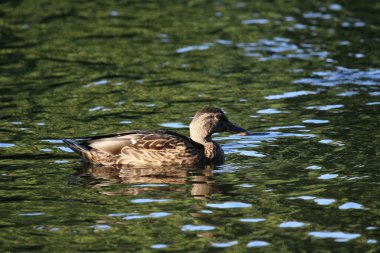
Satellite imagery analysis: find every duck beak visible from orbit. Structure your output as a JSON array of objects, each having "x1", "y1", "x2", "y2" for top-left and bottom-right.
[{"x1": 227, "y1": 123, "x2": 250, "y2": 136}]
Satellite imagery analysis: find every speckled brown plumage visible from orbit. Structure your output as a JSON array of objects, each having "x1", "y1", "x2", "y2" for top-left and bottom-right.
[{"x1": 63, "y1": 108, "x2": 248, "y2": 166}]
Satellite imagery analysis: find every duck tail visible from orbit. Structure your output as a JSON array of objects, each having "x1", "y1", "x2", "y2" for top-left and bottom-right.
[{"x1": 63, "y1": 139, "x2": 92, "y2": 159}]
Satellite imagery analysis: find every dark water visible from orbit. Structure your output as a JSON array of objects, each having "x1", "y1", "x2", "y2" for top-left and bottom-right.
[{"x1": 1, "y1": 0, "x2": 379, "y2": 252}]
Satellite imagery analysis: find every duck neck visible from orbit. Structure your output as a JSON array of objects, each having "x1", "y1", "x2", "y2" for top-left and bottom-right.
[
  {"x1": 190, "y1": 133, "x2": 212, "y2": 146},
  {"x1": 192, "y1": 133, "x2": 224, "y2": 163},
  {"x1": 189, "y1": 123, "x2": 212, "y2": 145},
  {"x1": 190, "y1": 128, "x2": 224, "y2": 163}
]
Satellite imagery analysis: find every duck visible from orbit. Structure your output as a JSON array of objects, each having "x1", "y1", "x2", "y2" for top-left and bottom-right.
[{"x1": 63, "y1": 107, "x2": 249, "y2": 166}]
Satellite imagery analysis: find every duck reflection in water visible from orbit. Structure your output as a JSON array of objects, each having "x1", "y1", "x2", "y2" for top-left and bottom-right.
[{"x1": 73, "y1": 163, "x2": 216, "y2": 200}]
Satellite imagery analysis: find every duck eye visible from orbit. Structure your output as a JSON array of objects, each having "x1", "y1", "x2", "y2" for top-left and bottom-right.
[{"x1": 215, "y1": 114, "x2": 224, "y2": 120}]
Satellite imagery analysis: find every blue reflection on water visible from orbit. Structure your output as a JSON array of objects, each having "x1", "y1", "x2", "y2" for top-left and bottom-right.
[
  {"x1": 279, "y1": 221, "x2": 308, "y2": 228},
  {"x1": 150, "y1": 244, "x2": 168, "y2": 249},
  {"x1": 241, "y1": 19, "x2": 269, "y2": 25},
  {"x1": 247, "y1": 240, "x2": 270, "y2": 247},
  {"x1": 240, "y1": 218, "x2": 266, "y2": 223},
  {"x1": 294, "y1": 67, "x2": 380, "y2": 87},
  {"x1": 90, "y1": 224, "x2": 111, "y2": 230},
  {"x1": 159, "y1": 122, "x2": 188, "y2": 128},
  {"x1": 123, "y1": 212, "x2": 171, "y2": 220},
  {"x1": 18, "y1": 212, "x2": 45, "y2": 216},
  {"x1": 305, "y1": 104, "x2": 344, "y2": 111},
  {"x1": 265, "y1": 90, "x2": 318, "y2": 100},
  {"x1": 314, "y1": 198, "x2": 336, "y2": 206},
  {"x1": 211, "y1": 240, "x2": 238, "y2": 248},
  {"x1": 318, "y1": 174, "x2": 339, "y2": 180},
  {"x1": 181, "y1": 225, "x2": 215, "y2": 231},
  {"x1": 0, "y1": 143, "x2": 15, "y2": 148},
  {"x1": 130, "y1": 199, "x2": 170, "y2": 204},
  {"x1": 206, "y1": 202, "x2": 252, "y2": 209},
  {"x1": 309, "y1": 231, "x2": 360, "y2": 242},
  {"x1": 256, "y1": 108, "x2": 288, "y2": 114},
  {"x1": 338, "y1": 202, "x2": 365, "y2": 210}
]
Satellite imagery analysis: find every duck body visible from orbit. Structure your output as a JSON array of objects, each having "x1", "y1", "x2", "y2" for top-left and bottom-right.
[
  {"x1": 64, "y1": 130, "x2": 223, "y2": 166},
  {"x1": 63, "y1": 108, "x2": 248, "y2": 166}
]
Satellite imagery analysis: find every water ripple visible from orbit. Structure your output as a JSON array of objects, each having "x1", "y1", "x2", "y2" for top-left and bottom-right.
[
  {"x1": 289, "y1": 196, "x2": 316, "y2": 200},
  {"x1": 206, "y1": 202, "x2": 252, "y2": 209},
  {"x1": 175, "y1": 36, "x2": 330, "y2": 62},
  {"x1": 220, "y1": 131, "x2": 315, "y2": 142},
  {"x1": 309, "y1": 231, "x2": 360, "y2": 242},
  {"x1": 176, "y1": 43, "x2": 213, "y2": 53},
  {"x1": 123, "y1": 212, "x2": 171, "y2": 220},
  {"x1": 88, "y1": 106, "x2": 111, "y2": 112},
  {"x1": 293, "y1": 67, "x2": 380, "y2": 87},
  {"x1": 318, "y1": 174, "x2": 339, "y2": 180},
  {"x1": 239, "y1": 37, "x2": 329, "y2": 61},
  {"x1": 303, "y1": 119, "x2": 330, "y2": 124},
  {"x1": 314, "y1": 198, "x2": 336, "y2": 206},
  {"x1": 90, "y1": 224, "x2": 111, "y2": 230},
  {"x1": 265, "y1": 90, "x2": 318, "y2": 100},
  {"x1": 318, "y1": 139, "x2": 344, "y2": 146},
  {"x1": 339, "y1": 202, "x2": 365, "y2": 210},
  {"x1": 306, "y1": 165, "x2": 322, "y2": 170},
  {"x1": 83, "y1": 79, "x2": 108, "y2": 88},
  {"x1": 369, "y1": 91, "x2": 380, "y2": 96},
  {"x1": 0, "y1": 143, "x2": 15, "y2": 148},
  {"x1": 256, "y1": 108, "x2": 288, "y2": 114},
  {"x1": 238, "y1": 150, "x2": 266, "y2": 157},
  {"x1": 150, "y1": 244, "x2": 168, "y2": 249},
  {"x1": 181, "y1": 225, "x2": 215, "y2": 231},
  {"x1": 303, "y1": 12, "x2": 331, "y2": 20},
  {"x1": 54, "y1": 146, "x2": 73, "y2": 152},
  {"x1": 337, "y1": 91, "x2": 358, "y2": 97},
  {"x1": 268, "y1": 125, "x2": 306, "y2": 130},
  {"x1": 240, "y1": 218, "x2": 266, "y2": 223},
  {"x1": 211, "y1": 241, "x2": 238, "y2": 248},
  {"x1": 238, "y1": 183, "x2": 255, "y2": 188},
  {"x1": 366, "y1": 101, "x2": 380, "y2": 106},
  {"x1": 329, "y1": 3, "x2": 342, "y2": 11},
  {"x1": 18, "y1": 212, "x2": 45, "y2": 216},
  {"x1": 279, "y1": 221, "x2": 307, "y2": 228},
  {"x1": 241, "y1": 19, "x2": 269, "y2": 25},
  {"x1": 130, "y1": 198, "x2": 170, "y2": 204},
  {"x1": 247, "y1": 240, "x2": 270, "y2": 247},
  {"x1": 305, "y1": 104, "x2": 344, "y2": 111},
  {"x1": 159, "y1": 122, "x2": 187, "y2": 128}
]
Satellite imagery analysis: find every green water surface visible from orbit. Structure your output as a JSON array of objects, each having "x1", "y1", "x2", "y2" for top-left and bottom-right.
[{"x1": 0, "y1": 0, "x2": 379, "y2": 252}]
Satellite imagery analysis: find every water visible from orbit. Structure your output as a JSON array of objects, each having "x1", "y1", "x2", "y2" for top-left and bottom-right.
[{"x1": 1, "y1": 0, "x2": 379, "y2": 252}]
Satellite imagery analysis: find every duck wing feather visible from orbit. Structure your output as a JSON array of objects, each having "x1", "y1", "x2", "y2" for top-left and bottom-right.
[{"x1": 67, "y1": 130, "x2": 204, "y2": 166}]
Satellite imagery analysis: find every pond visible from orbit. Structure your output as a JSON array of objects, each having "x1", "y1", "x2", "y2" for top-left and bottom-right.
[{"x1": 0, "y1": 0, "x2": 379, "y2": 252}]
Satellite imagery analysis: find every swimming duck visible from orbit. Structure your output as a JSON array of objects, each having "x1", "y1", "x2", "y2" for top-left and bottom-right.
[{"x1": 63, "y1": 107, "x2": 249, "y2": 166}]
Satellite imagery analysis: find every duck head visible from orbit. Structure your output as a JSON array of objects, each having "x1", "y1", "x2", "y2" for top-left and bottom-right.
[{"x1": 189, "y1": 107, "x2": 249, "y2": 144}]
